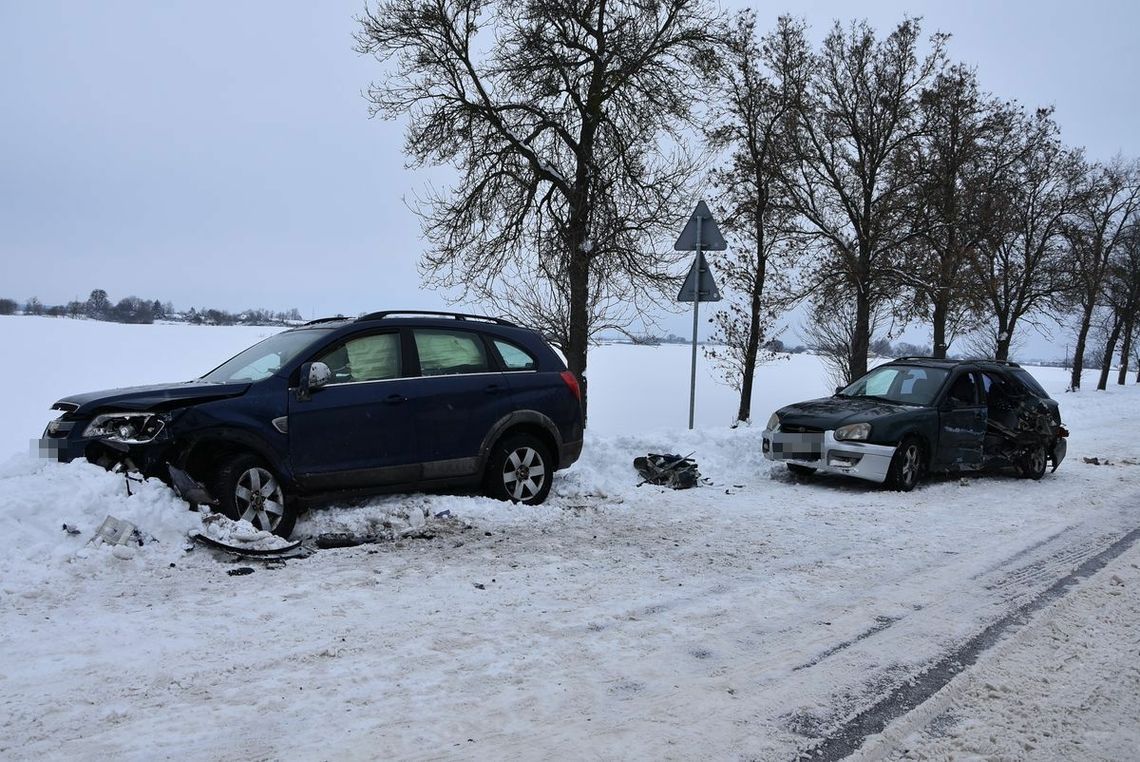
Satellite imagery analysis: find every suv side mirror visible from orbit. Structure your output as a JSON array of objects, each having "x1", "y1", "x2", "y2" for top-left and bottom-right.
[{"x1": 298, "y1": 361, "x2": 331, "y2": 401}]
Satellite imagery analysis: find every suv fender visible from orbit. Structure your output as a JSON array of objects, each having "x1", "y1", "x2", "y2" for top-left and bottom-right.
[
  {"x1": 176, "y1": 428, "x2": 293, "y2": 487},
  {"x1": 479, "y1": 411, "x2": 563, "y2": 471}
]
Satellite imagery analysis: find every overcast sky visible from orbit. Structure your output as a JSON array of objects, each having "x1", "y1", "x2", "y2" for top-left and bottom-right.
[{"x1": 2, "y1": 1, "x2": 1137, "y2": 355}]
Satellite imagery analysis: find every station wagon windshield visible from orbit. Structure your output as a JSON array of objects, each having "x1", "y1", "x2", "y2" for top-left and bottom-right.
[
  {"x1": 201, "y1": 328, "x2": 334, "y2": 384},
  {"x1": 838, "y1": 365, "x2": 949, "y2": 406}
]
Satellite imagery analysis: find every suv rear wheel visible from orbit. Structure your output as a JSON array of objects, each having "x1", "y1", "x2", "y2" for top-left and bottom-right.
[
  {"x1": 486, "y1": 433, "x2": 553, "y2": 505},
  {"x1": 210, "y1": 453, "x2": 297, "y2": 538}
]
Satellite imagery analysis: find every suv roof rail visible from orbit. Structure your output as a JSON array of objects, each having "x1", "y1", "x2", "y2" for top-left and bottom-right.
[
  {"x1": 894, "y1": 355, "x2": 1024, "y2": 368},
  {"x1": 356, "y1": 310, "x2": 517, "y2": 326},
  {"x1": 303, "y1": 316, "x2": 351, "y2": 326}
]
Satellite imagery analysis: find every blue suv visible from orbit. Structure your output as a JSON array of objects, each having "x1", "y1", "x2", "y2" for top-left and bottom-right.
[{"x1": 40, "y1": 311, "x2": 585, "y2": 537}]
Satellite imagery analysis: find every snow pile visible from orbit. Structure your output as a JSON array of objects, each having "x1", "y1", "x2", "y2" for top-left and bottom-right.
[{"x1": 0, "y1": 455, "x2": 202, "y2": 596}]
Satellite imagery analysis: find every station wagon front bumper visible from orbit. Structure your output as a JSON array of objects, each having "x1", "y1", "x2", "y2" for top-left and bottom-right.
[{"x1": 762, "y1": 428, "x2": 897, "y2": 484}]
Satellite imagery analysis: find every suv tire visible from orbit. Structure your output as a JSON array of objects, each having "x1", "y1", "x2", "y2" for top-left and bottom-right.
[
  {"x1": 486, "y1": 433, "x2": 553, "y2": 505},
  {"x1": 210, "y1": 453, "x2": 297, "y2": 538}
]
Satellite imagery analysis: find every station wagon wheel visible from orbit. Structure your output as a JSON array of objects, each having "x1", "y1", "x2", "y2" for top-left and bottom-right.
[
  {"x1": 486, "y1": 433, "x2": 553, "y2": 505},
  {"x1": 210, "y1": 453, "x2": 297, "y2": 538},
  {"x1": 886, "y1": 436, "x2": 924, "y2": 492},
  {"x1": 1019, "y1": 444, "x2": 1047, "y2": 480}
]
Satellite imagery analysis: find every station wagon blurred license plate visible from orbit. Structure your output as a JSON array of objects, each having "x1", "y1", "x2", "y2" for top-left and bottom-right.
[{"x1": 769, "y1": 431, "x2": 824, "y2": 461}]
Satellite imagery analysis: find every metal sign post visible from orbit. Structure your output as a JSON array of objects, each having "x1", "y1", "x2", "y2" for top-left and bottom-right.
[{"x1": 675, "y1": 200, "x2": 725, "y2": 430}]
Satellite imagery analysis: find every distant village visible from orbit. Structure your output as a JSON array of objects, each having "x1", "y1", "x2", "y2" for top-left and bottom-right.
[{"x1": 0, "y1": 290, "x2": 305, "y2": 327}]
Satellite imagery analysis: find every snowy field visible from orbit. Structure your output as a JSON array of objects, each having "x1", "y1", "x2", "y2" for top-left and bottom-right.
[{"x1": 1, "y1": 316, "x2": 1139, "y2": 760}]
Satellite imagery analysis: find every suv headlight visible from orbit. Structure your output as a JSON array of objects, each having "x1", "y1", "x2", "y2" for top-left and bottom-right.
[
  {"x1": 835, "y1": 422, "x2": 871, "y2": 441},
  {"x1": 83, "y1": 412, "x2": 166, "y2": 443},
  {"x1": 766, "y1": 412, "x2": 780, "y2": 432}
]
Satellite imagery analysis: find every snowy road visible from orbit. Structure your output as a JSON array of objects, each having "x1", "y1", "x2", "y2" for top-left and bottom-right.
[{"x1": 2, "y1": 318, "x2": 1139, "y2": 759}]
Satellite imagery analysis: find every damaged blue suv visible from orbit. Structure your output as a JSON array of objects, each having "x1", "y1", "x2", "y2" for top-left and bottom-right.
[{"x1": 40, "y1": 311, "x2": 585, "y2": 537}]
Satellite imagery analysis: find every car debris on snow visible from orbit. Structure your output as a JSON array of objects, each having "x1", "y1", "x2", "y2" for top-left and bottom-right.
[
  {"x1": 190, "y1": 513, "x2": 303, "y2": 557},
  {"x1": 88, "y1": 515, "x2": 144, "y2": 547},
  {"x1": 633, "y1": 452, "x2": 700, "y2": 489}
]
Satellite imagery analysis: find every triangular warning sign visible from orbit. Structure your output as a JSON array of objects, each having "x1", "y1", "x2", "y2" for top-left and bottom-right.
[
  {"x1": 674, "y1": 200, "x2": 727, "y2": 251},
  {"x1": 677, "y1": 250, "x2": 722, "y2": 302}
]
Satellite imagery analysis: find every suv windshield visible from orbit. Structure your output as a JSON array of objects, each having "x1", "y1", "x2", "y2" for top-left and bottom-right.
[
  {"x1": 838, "y1": 365, "x2": 949, "y2": 406},
  {"x1": 201, "y1": 328, "x2": 333, "y2": 384}
]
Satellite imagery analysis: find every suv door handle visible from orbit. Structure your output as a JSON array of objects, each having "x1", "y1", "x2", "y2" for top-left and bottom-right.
[
  {"x1": 484, "y1": 384, "x2": 503, "y2": 395},
  {"x1": 384, "y1": 394, "x2": 407, "y2": 405}
]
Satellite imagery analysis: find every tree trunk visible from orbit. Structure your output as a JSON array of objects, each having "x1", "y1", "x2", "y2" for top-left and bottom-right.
[
  {"x1": 737, "y1": 291, "x2": 762, "y2": 423},
  {"x1": 1069, "y1": 304, "x2": 1095, "y2": 391},
  {"x1": 931, "y1": 299, "x2": 948, "y2": 359},
  {"x1": 565, "y1": 253, "x2": 591, "y2": 423},
  {"x1": 850, "y1": 286, "x2": 871, "y2": 383},
  {"x1": 1118, "y1": 319, "x2": 1135, "y2": 385},
  {"x1": 1097, "y1": 312, "x2": 1123, "y2": 390},
  {"x1": 736, "y1": 222, "x2": 768, "y2": 423},
  {"x1": 993, "y1": 314, "x2": 1012, "y2": 361}
]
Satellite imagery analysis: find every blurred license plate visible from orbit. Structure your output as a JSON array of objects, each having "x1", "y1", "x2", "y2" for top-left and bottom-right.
[{"x1": 770, "y1": 431, "x2": 823, "y2": 460}]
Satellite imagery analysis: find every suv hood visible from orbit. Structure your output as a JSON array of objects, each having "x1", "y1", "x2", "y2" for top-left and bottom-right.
[
  {"x1": 55, "y1": 381, "x2": 251, "y2": 417},
  {"x1": 777, "y1": 395, "x2": 915, "y2": 430}
]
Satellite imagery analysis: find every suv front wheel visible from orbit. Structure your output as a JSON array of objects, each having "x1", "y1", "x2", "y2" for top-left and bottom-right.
[
  {"x1": 486, "y1": 433, "x2": 553, "y2": 505},
  {"x1": 210, "y1": 453, "x2": 297, "y2": 538}
]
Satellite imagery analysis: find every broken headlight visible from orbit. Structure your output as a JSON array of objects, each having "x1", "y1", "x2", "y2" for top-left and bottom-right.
[
  {"x1": 835, "y1": 422, "x2": 871, "y2": 441},
  {"x1": 83, "y1": 412, "x2": 166, "y2": 443}
]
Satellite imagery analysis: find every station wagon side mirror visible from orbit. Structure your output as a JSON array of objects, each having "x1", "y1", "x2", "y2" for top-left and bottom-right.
[{"x1": 297, "y1": 361, "x2": 332, "y2": 401}]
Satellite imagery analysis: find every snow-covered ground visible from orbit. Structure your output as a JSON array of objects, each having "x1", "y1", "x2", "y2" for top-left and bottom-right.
[{"x1": 1, "y1": 316, "x2": 1138, "y2": 759}]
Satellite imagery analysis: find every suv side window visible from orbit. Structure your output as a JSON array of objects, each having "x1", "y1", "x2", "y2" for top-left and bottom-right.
[
  {"x1": 413, "y1": 329, "x2": 490, "y2": 376},
  {"x1": 492, "y1": 339, "x2": 537, "y2": 371},
  {"x1": 318, "y1": 332, "x2": 400, "y2": 384}
]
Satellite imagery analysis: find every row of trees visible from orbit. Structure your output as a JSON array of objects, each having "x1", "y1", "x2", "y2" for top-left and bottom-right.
[
  {"x1": 704, "y1": 13, "x2": 1140, "y2": 419},
  {"x1": 357, "y1": 0, "x2": 1137, "y2": 418},
  {"x1": 0, "y1": 290, "x2": 304, "y2": 326}
]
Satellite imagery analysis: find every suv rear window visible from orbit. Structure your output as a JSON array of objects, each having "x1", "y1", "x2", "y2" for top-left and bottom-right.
[
  {"x1": 414, "y1": 329, "x2": 490, "y2": 376},
  {"x1": 493, "y1": 339, "x2": 537, "y2": 371}
]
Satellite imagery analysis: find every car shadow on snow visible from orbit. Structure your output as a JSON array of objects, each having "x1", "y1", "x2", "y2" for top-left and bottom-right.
[{"x1": 767, "y1": 463, "x2": 1037, "y2": 494}]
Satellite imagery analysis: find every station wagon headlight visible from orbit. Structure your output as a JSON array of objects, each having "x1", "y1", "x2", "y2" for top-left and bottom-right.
[
  {"x1": 766, "y1": 413, "x2": 780, "y2": 432},
  {"x1": 83, "y1": 412, "x2": 166, "y2": 443},
  {"x1": 835, "y1": 422, "x2": 871, "y2": 441}
]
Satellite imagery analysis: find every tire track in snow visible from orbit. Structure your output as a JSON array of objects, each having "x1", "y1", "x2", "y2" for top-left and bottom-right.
[{"x1": 797, "y1": 518, "x2": 1140, "y2": 761}]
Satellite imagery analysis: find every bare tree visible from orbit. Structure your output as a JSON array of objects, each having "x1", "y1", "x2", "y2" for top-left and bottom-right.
[
  {"x1": 702, "y1": 12, "x2": 804, "y2": 422},
  {"x1": 800, "y1": 287, "x2": 886, "y2": 390},
  {"x1": 971, "y1": 108, "x2": 1081, "y2": 361},
  {"x1": 1105, "y1": 221, "x2": 1140, "y2": 385},
  {"x1": 356, "y1": 0, "x2": 721, "y2": 414},
  {"x1": 777, "y1": 18, "x2": 946, "y2": 383},
  {"x1": 894, "y1": 65, "x2": 1017, "y2": 358},
  {"x1": 1063, "y1": 156, "x2": 1140, "y2": 390}
]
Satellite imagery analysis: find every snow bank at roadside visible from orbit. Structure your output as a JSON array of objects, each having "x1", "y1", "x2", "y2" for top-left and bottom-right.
[{"x1": 0, "y1": 455, "x2": 201, "y2": 596}]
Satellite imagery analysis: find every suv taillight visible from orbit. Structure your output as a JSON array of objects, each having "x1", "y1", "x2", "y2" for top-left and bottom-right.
[{"x1": 560, "y1": 371, "x2": 581, "y2": 401}]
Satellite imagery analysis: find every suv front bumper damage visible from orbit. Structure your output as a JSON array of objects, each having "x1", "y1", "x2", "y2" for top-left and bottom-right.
[{"x1": 762, "y1": 428, "x2": 897, "y2": 484}]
